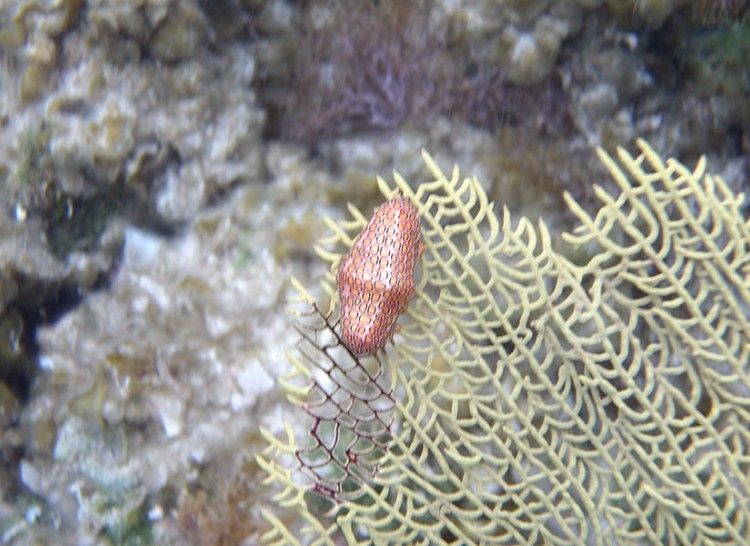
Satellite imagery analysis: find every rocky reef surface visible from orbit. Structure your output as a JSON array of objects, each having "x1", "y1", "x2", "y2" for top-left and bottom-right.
[{"x1": 0, "y1": 0, "x2": 747, "y2": 544}]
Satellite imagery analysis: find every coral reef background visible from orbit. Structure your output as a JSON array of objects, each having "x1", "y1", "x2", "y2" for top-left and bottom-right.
[{"x1": 0, "y1": 0, "x2": 747, "y2": 544}]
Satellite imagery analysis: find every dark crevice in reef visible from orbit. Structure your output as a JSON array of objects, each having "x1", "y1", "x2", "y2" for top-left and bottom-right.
[{"x1": 1, "y1": 270, "x2": 113, "y2": 403}]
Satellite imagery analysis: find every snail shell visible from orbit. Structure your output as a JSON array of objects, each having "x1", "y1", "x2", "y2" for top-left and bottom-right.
[{"x1": 336, "y1": 197, "x2": 421, "y2": 354}]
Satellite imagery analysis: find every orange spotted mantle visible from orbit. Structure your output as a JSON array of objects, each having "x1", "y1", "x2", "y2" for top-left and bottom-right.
[{"x1": 336, "y1": 197, "x2": 422, "y2": 354}]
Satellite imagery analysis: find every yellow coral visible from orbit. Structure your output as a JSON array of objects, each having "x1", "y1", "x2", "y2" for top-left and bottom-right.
[{"x1": 258, "y1": 140, "x2": 750, "y2": 545}]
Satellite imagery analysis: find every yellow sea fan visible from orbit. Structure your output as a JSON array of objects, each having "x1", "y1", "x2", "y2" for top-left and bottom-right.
[{"x1": 258, "y1": 139, "x2": 750, "y2": 545}]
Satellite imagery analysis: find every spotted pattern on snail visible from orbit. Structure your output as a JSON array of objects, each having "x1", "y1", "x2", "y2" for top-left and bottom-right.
[{"x1": 336, "y1": 197, "x2": 422, "y2": 354}]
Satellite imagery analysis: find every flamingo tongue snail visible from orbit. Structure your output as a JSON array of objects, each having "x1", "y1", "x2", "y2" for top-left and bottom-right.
[{"x1": 336, "y1": 197, "x2": 422, "y2": 354}]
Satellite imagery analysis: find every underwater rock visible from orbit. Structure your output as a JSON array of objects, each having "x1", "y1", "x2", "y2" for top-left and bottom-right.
[
  {"x1": 317, "y1": 120, "x2": 590, "y2": 234},
  {"x1": 17, "y1": 176, "x2": 333, "y2": 542},
  {"x1": 0, "y1": 199, "x2": 123, "y2": 323},
  {"x1": 605, "y1": 0, "x2": 676, "y2": 28},
  {"x1": 0, "y1": 0, "x2": 268, "y2": 443},
  {"x1": 498, "y1": 16, "x2": 570, "y2": 84},
  {"x1": 0, "y1": 0, "x2": 266, "y2": 233},
  {"x1": 0, "y1": 308, "x2": 35, "y2": 400},
  {"x1": 0, "y1": 382, "x2": 21, "y2": 427},
  {"x1": 439, "y1": 0, "x2": 588, "y2": 81},
  {"x1": 149, "y1": 2, "x2": 207, "y2": 62}
]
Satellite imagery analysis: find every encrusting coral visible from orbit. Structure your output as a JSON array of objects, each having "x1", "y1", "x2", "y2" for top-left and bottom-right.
[{"x1": 259, "y1": 140, "x2": 750, "y2": 544}]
